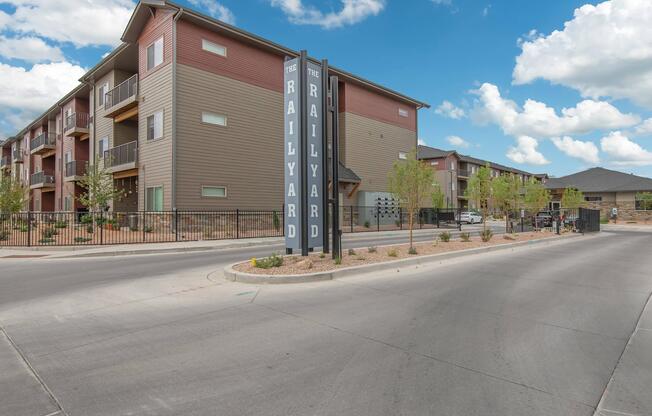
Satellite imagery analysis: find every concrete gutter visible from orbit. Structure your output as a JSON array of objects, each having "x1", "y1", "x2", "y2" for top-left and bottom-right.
[{"x1": 224, "y1": 233, "x2": 586, "y2": 284}]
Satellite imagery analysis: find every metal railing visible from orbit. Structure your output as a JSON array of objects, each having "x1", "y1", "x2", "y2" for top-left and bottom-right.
[
  {"x1": 65, "y1": 160, "x2": 86, "y2": 178},
  {"x1": 457, "y1": 169, "x2": 470, "y2": 177},
  {"x1": 64, "y1": 112, "x2": 89, "y2": 132},
  {"x1": 105, "y1": 74, "x2": 138, "y2": 110},
  {"x1": 30, "y1": 132, "x2": 56, "y2": 151},
  {"x1": 340, "y1": 206, "x2": 462, "y2": 233},
  {"x1": 30, "y1": 171, "x2": 55, "y2": 187},
  {"x1": 104, "y1": 141, "x2": 138, "y2": 168}
]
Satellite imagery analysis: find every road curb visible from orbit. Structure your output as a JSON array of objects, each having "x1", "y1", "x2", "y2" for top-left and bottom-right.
[{"x1": 224, "y1": 233, "x2": 585, "y2": 284}]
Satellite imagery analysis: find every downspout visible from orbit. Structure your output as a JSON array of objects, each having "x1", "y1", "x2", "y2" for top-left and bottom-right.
[
  {"x1": 58, "y1": 105, "x2": 63, "y2": 210},
  {"x1": 171, "y1": 8, "x2": 183, "y2": 210}
]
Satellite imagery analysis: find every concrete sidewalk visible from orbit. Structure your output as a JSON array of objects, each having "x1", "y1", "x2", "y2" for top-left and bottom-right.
[{"x1": 0, "y1": 226, "x2": 484, "y2": 259}]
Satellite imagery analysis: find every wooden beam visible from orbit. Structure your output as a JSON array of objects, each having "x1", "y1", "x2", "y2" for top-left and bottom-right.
[
  {"x1": 113, "y1": 168, "x2": 138, "y2": 179},
  {"x1": 79, "y1": 133, "x2": 90, "y2": 141},
  {"x1": 114, "y1": 106, "x2": 139, "y2": 123},
  {"x1": 347, "y1": 182, "x2": 361, "y2": 198}
]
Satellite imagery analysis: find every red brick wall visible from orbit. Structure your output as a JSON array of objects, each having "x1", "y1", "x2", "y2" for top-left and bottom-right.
[
  {"x1": 138, "y1": 8, "x2": 174, "y2": 81},
  {"x1": 340, "y1": 82, "x2": 416, "y2": 131}
]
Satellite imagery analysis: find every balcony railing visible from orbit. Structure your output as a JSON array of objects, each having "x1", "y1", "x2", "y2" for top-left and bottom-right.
[
  {"x1": 0, "y1": 156, "x2": 9, "y2": 169},
  {"x1": 64, "y1": 112, "x2": 90, "y2": 133},
  {"x1": 30, "y1": 132, "x2": 56, "y2": 153},
  {"x1": 458, "y1": 169, "x2": 470, "y2": 178},
  {"x1": 30, "y1": 171, "x2": 55, "y2": 187},
  {"x1": 105, "y1": 74, "x2": 138, "y2": 111},
  {"x1": 65, "y1": 160, "x2": 87, "y2": 179},
  {"x1": 104, "y1": 141, "x2": 138, "y2": 170}
]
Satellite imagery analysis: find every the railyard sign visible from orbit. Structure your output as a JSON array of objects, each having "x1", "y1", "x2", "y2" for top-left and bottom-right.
[{"x1": 284, "y1": 51, "x2": 325, "y2": 254}]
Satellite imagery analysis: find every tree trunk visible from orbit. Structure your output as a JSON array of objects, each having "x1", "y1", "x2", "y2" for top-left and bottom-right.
[{"x1": 408, "y1": 211, "x2": 414, "y2": 249}]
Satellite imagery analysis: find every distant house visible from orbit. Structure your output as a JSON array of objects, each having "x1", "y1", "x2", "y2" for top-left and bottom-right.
[{"x1": 544, "y1": 167, "x2": 652, "y2": 220}]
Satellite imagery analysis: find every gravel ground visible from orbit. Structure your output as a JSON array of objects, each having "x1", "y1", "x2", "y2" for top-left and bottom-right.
[{"x1": 236, "y1": 230, "x2": 568, "y2": 275}]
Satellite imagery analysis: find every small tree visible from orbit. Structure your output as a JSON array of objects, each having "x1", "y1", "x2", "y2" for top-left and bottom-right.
[
  {"x1": 431, "y1": 181, "x2": 445, "y2": 209},
  {"x1": 561, "y1": 187, "x2": 585, "y2": 209},
  {"x1": 78, "y1": 160, "x2": 122, "y2": 212},
  {"x1": 492, "y1": 173, "x2": 523, "y2": 232},
  {"x1": 0, "y1": 176, "x2": 29, "y2": 213},
  {"x1": 388, "y1": 151, "x2": 434, "y2": 250},
  {"x1": 523, "y1": 178, "x2": 551, "y2": 213},
  {"x1": 636, "y1": 192, "x2": 652, "y2": 211},
  {"x1": 465, "y1": 164, "x2": 493, "y2": 232}
]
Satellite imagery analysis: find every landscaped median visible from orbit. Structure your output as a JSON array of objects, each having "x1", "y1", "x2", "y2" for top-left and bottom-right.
[{"x1": 224, "y1": 230, "x2": 581, "y2": 284}]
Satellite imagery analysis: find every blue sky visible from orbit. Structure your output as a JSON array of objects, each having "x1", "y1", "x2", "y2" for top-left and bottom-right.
[{"x1": 1, "y1": 0, "x2": 651, "y2": 178}]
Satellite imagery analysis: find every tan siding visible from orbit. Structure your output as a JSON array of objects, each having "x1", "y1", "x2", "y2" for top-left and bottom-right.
[
  {"x1": 138, "y1": 64, "x2": 173, "y2": 210},
  {"x1": 341, "y1": 112, "x2": 416, "y2": 193},
  {"x1": 93, "y1": 70, "x2": 116, "y2": 158},
  {"x1": 175, "y1": 64, "x2": 284, "y2": 210}
]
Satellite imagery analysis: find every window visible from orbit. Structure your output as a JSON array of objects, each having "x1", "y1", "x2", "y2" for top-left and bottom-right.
[
  {"x1": 146, "y1": 186, "x2": 164, "y2": 211},
  {"x1": 398, "y1": 152, "x2": 407, "y2": 160},
  {"x1": 202, "y1": 186, "x2": 227, "y2": 198},
  {"x1": 98, "y1": 83, "x2": 108, "y2": 106},
  {"x1": 585, "y1": 196, "x2": 602, "y2": 202},
  {"x1": 398, "y1": 108, "x2": 409, "y2": 118},
  {"x1": 64, "y1": 196, "x2": 73, "y2": 211},
  {"x1": 64, "y1": 151, "x2": 72, "y2": 165},
  {"x1": 147, "y1": 111, "x2": 164, "y2": 140},
  {"x1": 201, "y1": 112, "x2": 227, "y2": 126},
  {"x1": 98, "y1": 137, "x2": 109, "y2": 158},
  {"x1": 450, "y1": 161, "x2": 455, "y2": 170},
  {"x1": 202, "y1": 39, "x2": 227, "y2": 57},
  {"x1": 430, "y1": 161, "x2": 439, "y2": 166},
  {"x1": 635, "y1": 194, "x2": 652, "y2": 211},
  {"x1": 147, "y1": 37, "x2": 164, "y2": 70}
]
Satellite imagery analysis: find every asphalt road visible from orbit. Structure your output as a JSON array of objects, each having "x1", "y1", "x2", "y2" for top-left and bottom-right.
[{"x1": 1, "y1": 229, "x2": 650, "y2": 415}]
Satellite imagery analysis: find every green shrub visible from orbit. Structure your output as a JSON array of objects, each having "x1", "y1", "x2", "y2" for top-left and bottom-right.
[
  {"x1": 319, "y1": 252, "x2": 326, "y2": 259},
  {"x1": 144, "y1": 226, "x2": 153, "y2": 233},
  {"x1": 129, "y1": 226, "x2": 139, "y2": 232},
  {"x1": 439, "y1": 231, "x2": 451, "y2": 242},
  {"x1": 408, "y1": 247, "x2": 417, "y2": 255},
  {"x1": 80, "y1": 214, "x2": 93, "y2": 224},
  {"x1": 54, "y1": 220, "x2": 68, "y2": 229},
  {"x1": 334, "y1": 256, "x2": 342, "y2": 265},
  {"x1": 74, "y1": 236, "x2": 93, "y2": 243},
  {"x1": 348, "y1": 248, "x2": 356, "y2": 256},
  {"x1": 253, "y1": 253, "x2": 284, "y2": 269},
  {"x1": 600, "y1": 217, "x2": 609, "y2": 224},
  {"x1": 481, "y1": 229, "x2": 493, "y2": 242},
  {"x1": 363, "y1": 221, "x2": 370, "y2": 229},
  {"x1": 367, "y1": 246, "x2": 377, "y2": 253},
  {"x1": 272, "y1": 211, "x2": 281, "y2": 232},
  {"x1": 38, "y1": 238, "x2": 55, "y2": 244},
  {"x1": 0, "y1": 230, "x2": 9, "y2": 241},
  {"x1": 19, "y1": 224, "x2": 28, "y2": 232},
  {"x1": 86, "y1": 225, "x2": 94, "y2": 234},
  {"x1": 387, "y1": 248, "x2": 398, "y2": 257},
  {"x1": 460, "y1": 232, "x2": 471, "y2": 242},
  {"x1": 42, "y1": 227, "x2": 58, "y2": 238}
]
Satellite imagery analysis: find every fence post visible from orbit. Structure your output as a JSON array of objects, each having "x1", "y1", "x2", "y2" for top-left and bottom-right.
[
  {"x1": 458, "y1": 209, "x2": 462, "y2": 231},
  {"x1": 99, "y1": 211, "x2": 104, "y2": 245},
  {"x1": 27, "y1": 211, "x2": 32, "y2": 247},
  {"x1": 282, "y1": 205, "x2": 285, "y2": 237},
  {"x1": 521, "y1": 216, "x2": 524, "y2": 233},
  {"x1": 436, "y1": 208, "x2": 440, "y2": 228},
  {"x1": 399, "y1": 207, "x2": 403, "y2": 230},
  {"x1": 376, "y1": 206, "x2": 380, "y2": 232},
  {"x1": 174, "y1": 209, "x2": 179, "y2": 242},
  {"x1": 142, "y1": 211, "x2": 146, "y2": 243},
  {"x1": 236, "y1": 209, "x2": 240, "y2": 239},
  {"x1": 350, "y1": 206, "x2": 354, "y2": 233}
]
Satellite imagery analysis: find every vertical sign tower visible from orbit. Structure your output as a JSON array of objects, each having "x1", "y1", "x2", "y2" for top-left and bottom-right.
[{"x1": 284, "y1": 51, "x2": 324, "y2": 255}]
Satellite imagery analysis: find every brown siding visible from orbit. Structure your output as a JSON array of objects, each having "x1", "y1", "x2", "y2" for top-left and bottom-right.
[
  {"x1": 138, "y1": 8, "x2": 174, "y2": 81},
  {"x1": 341, "y1": 112, "x2": 416, "y2": 193},
  {"x1": 175, "y1": 63, "x2": 284, "y2": 210},
  {"x1": 138, "y1": 63, "x2": 173, "y2": 210},
  {"x1": 176, "y1": 19, "x2": 284, "y2": 93},
  {"x1": 341, "y1": 82, "x2": 417, "y2": 132}
]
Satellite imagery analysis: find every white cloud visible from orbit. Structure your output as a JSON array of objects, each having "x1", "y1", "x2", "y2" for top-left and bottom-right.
[
  {"x1": 435, "y1": 100, "x2": 466, "y2": 119},
  {"x1": 482, "y1": 4, "x2": 491, "y2": 17},
  {"x1": 2, "y1": 0, "x2": 135, "y2": 47},
  {"x1": 431, "y1": 0, "x2": 452, "y2": 5},
  {"x1": 269, "y1": 0, "x2": 385, "y2": 29},
  {"x1": 634, "y1": 118, "x2": 652, "y2": 136},
  {"x1": 418, "y1": 138, "x2": 427, "y2": 146},
  {"x1": 600, "y1": 131, "x2": 652, "y2": 166},
  {"x1": 188, "y1": 0, "x2": 235, "y2": 25},
  {"x1": 472, "y1": 82, "x2": 640, "y2": 138},
  {"x1": 513, "y1": 0, "x2": 652, "y2": 109},
  {"x1": 446, "y1": 135, "x2": 470, "y2": 148},
  {"x1": 0, "y1": 62, "x2": 85, "y2": 115},
  {"x1": 551, "y1": 136, "x2": 600, "y2": 164},
  {"x1": 506, "y1": 136, "x2": 550, "y2": 165},
  {"x1": 0, "y1": 36, "x2": 64, "y2": 63}
]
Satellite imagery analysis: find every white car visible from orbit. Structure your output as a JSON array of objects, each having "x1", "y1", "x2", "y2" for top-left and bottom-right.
[{"x1": 460, "y1": 211, "x2": 483, "y2": 224}]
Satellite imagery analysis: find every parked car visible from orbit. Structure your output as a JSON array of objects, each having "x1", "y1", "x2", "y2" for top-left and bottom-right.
[
  {"x1": 460, "y1": 211, "x2": 483, "y2": 224},
  {"x1": 534, "y1": 211, "x2": 554, "y2": 228}
]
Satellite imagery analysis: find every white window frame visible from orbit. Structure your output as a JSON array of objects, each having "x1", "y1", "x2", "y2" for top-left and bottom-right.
[
  {"x1": 147, "y1": 37, "x2": 164, "y2": 71},
  {"x1": 147, "y1": 111, "x2": 164, "y2": 140},
  {"x1": 398, "y1": 152, "x2": 407, "y2": 160},
  {"x1": 98, "y1": 83, "x2": 109, "y2": 107},
  {"x1": 201, "y1": 111, "x2": 227, "y2": 127},
  {"x1": 64, "y1": 196, "x2": 73, "y2": 211},
  {"x1": 64, "y1": 151, "x2": 72, "y2": 165},
  {"x1": 398, "y1": 108, "x2": 409, "y2": 118},
  {"x1": 201, "y1": 186, "x2": 227, "y2": 198},
  {"x1": 98, "y1": 137, "x2": 109, "y2": 159},
  {"x1": 146, "y1": 186, "x2": 164, "y2": 212},
  {"x1": 201, "y1": 39, "x2": 227, "y2": 57}
]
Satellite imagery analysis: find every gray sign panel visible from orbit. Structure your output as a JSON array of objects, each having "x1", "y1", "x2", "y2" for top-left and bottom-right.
[
  {"x1": 306, "y1": 61, "x2": 323, "y2": 248},
  {"x1": 284, "y1": 57, "x2": 301, "y2": 249}
]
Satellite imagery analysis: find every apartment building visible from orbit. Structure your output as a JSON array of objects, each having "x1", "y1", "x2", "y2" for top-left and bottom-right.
[
  {"x1": 417, "y1": 145, "x2": 538, "y2": 209},
  {"x1": 0, "y1": 0, "x2": 428, "y2": 213}
]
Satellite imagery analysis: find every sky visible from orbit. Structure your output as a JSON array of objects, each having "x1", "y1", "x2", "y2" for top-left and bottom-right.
[{"x1": 1, "y1": 0, "x2": 651, "y2": 178}]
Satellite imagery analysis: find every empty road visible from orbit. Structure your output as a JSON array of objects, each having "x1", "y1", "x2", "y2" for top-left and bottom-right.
[{"x1": 1, "y1": 230, "x2": 650, "y2": 415}]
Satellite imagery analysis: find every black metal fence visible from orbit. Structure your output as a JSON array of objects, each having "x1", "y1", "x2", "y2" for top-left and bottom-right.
[
  {"x1": 503, "y1": 208, "x2": 600, "y2": 233},
  {"x1": 0, "y1": 207, "x2": 463, "y2": 247},
  {"x1": 578, "y1": 207, "x2": 600, "y2": 233}
]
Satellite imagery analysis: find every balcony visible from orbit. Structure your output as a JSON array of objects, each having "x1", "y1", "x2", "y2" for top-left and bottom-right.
[
  {"x1": 64, "y1": 160, "x2": 87, "y2": 182},
  {"x1": 104, "y1": 74, "x2": 139, "y2": 119},
  {"x1": 30, "y1": 132, "x2": 57, "y2": 155},
  {"x1": 104, "y1": 141, "x2": 138, "y2": 173},
  {"x1": 30, "y1": 171, "x2": 55, "y2": 190},
  {"x1": 64, "y1": 112, "x2": 90, "y2": 137},
  {"x1": 0, "y1": 156, "x2": 9, "y2": 170},
  {"x1": 12, "y1": 149, "x2": 23, "y2": 163},
  {"x1": 457, "y1": 169, "x2": 470, "y2": 178}
]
